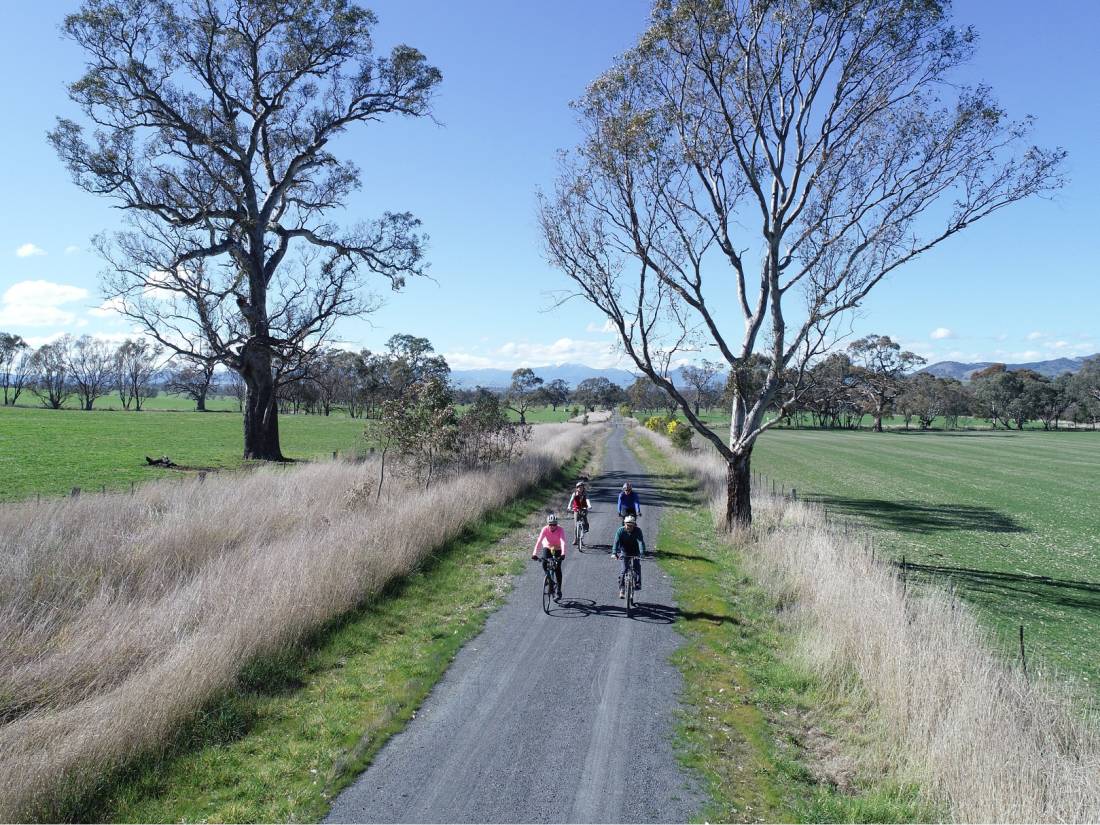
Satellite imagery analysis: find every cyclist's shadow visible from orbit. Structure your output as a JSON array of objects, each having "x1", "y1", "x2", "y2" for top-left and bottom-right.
[
  {"x1": 577, "y1": 542, "x2": 612, "y2": 555},
  {"x1": 548, "y1": 597, "x2": 674, "y2": 624}
]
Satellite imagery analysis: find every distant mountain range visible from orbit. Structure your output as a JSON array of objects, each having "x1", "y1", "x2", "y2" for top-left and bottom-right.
[
  {"x1": 452, "y1": 354, "x2": 1100, "y2": 388},
  {"x1": 919, "y1": 354, "x2": 1098, "y2": 381},
  {"x1": 450, "y1": 363, "x2": 638, "y2": 389}
]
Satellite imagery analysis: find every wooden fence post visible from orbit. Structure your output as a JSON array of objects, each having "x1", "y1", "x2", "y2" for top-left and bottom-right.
[
  {"x1": 71, "y1": 487, "x2": 80, "y2": 498},
  {"x1": 1019, "y1": 625, "x2": 1029, "y2": 681}
]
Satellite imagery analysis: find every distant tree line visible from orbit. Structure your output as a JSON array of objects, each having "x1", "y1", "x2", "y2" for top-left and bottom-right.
[
  {"x1": 623, "y1": 335, "x2": 1100, "y2": 432},
  {"x1": 0, "y1": 329, "x2": 640, "y2": 422}
]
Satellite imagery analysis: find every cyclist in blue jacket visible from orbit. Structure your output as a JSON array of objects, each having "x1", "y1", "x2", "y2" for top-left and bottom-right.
[{"x1": 617, "y1": 482, "x2": 641, "y2": 521}]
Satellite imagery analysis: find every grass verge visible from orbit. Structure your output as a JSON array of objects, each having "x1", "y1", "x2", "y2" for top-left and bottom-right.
[
  {"x1": 85, "y1": 452, "x2": 591, "y2": 823},
  {"x1": 628, "y1": 432, "x2": 940, "y2": 823}
]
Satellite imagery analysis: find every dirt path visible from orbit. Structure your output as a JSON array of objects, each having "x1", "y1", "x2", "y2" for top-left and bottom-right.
[{"x1": 325, "y1": 422, "x2": 704, "y2": 823}]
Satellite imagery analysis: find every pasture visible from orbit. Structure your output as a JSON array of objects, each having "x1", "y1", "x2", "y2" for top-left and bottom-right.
[
  {"x1": 0, "y1": 404, "x2": 371, "y2": 501},
  {"x1": 749, "y1": 427, "x2": 1100, "y2": 694},
  {"x1": 0, "y1": 401, "x2": 575, "y2": 501}
]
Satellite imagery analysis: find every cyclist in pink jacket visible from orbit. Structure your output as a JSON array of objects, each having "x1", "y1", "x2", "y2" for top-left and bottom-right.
[{"x1": 532, "y1": 513, "x2": 568, "y2": 601}]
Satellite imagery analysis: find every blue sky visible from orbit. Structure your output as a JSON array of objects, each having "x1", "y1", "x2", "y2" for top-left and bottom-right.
[{"x1": 1, "y1": 0, "x2": 1097, "y2": 371}]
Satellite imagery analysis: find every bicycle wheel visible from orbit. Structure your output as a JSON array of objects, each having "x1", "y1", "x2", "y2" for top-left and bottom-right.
[
  {"x1": 625, "y1": 574, "x2": 634, "y2": 616},
  {"x1": 543, "y1": 575, "x2": 553, "y2": 614}
]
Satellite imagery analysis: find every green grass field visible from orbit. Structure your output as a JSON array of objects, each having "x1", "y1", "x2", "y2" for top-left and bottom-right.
[
  {"x1": 748, "y1": 427, "x2": 1100, "y2": 695},
  {"x1": 0, "y1": 401, "x2": 572, "y2": 502},
  {"x1": 0, "y1": 405, "x2": 373, "y2": 501},
  {"x1": 9, "y1": 391, "x2": 240, "y2": 412}
]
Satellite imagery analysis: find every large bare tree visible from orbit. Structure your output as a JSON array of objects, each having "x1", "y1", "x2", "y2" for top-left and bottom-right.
[
  {"x1": 539, "y1": 0, "x2": 1064, "y2": 526},
  {"x1": 50, "y1": 0, "x2": 441, "y2": 459}
]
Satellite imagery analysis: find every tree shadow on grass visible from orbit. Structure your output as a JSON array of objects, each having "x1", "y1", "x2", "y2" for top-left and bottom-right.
[
  {"x1": 901, "y1": 562, "x2": 1100, "y2": 614},
  {"x1": 812, "y1": 495, "x2": 1026, "y2": 535}
]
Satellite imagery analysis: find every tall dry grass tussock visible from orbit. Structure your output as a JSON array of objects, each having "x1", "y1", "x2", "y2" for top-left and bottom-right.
[
  {"x1": 0, "y1": 423, "x2": 602, "y2": 821},
  {"x1": 635, "y1": 426, "x2": 1100, "y2": 823}
]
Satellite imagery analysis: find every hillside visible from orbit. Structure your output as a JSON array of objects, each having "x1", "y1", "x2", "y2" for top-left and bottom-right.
[
  {"x1": 920, "y1": 354, "x2": 1096, "y2": 381},
  {"x1": 450, "y1": 363, "x2": 637, "y2": 389}
]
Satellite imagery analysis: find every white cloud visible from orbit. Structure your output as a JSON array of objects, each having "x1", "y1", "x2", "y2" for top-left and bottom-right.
[
  {"x1": 1026, "y1": 331, "x2": 1044, "y2": 341},
  {"x1": 443, "y1": 351, "x2": 498, "y2": 370},
  {"x1": 584, "y1": 319, "x2": 617, "y2": 334},
  {"x1": 64, "y1": 245, "x2": 82, "y2": 255},
  {"x1": 930, "y1": 327, "x2": 954, "y2": 340},
  {"x1": 0, "y1": 279, "x2": 90, "y2": 327},
  {"x1": 23, "y1": 332, "x2": 69, "y2": 347},
  {"x1": 497, "y1": 337, "x2": 626, "y2": 368},
  {"x1": 1051, "y1": 340, "x2": 1070, "y2": 350},
  {"x1": 446, "y1": 337, "x2": 631, "y2": 371},
  {"x1": 87, "y1": 297, "x2": 128, "y2": 319},
  {"x1": 15, "y1": 243, "x2": 46, "y2": 258}
]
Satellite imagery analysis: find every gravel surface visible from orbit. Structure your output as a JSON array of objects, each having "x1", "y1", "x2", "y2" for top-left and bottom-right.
[{"x1": 325, "y1": 422, "x2": 705, "y2": 823}]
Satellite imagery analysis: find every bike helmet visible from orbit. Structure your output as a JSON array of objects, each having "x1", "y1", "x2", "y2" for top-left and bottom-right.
[
  {"x1": 575, "y1": 481, "x2": 585, "y2": 489},
  {"x1": 546, "y1": 513, "x2": 558, "y2": 525},
  {"x1": 622, "y1": 482, "x2": 632, "y2": 491},
  {"x1": 624, "y1": 515, "x2": 637, "y2": 525}
]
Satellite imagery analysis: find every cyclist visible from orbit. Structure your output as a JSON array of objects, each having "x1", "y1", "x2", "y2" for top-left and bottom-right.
[
  {"x1": 617, "y1": 481, "x2": 642, "y2": 522},
  {"x1": 532, "y1": 513, "x2": 568, "y2": 601},
  {"x1": 613, "y1": 514, "x2": 646, "y2": 599},
  {"x1": 567, "y1": 481, "x2": 590, "y2": 546}
]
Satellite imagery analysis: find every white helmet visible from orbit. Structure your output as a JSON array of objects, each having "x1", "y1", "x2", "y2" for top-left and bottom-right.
[
  {"x1": 546, "y1": 513, "x2": 558, "y2": 525},
  {"x1": 624, "y1": 515, "x2": 637, "y2": 525}
]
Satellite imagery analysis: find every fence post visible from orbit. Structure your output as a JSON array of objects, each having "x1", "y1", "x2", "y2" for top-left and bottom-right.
[
  {"x1": 71, "y1": 487, "x2": 80, "y2": 498},
  {"x1": 130, "y1": 481, "x2": 135, "y2": 495},
  {"x1": 901, "y1": 555, "x2": 907, "y2": 598},
  {"x1": 1019, "y1": 625, "x2": 1029, "y2": 681},
  {"x1": 101, "y1": 484, "x2": 106, "y2": 495}
]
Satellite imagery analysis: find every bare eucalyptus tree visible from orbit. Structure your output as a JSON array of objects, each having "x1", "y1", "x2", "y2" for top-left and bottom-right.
[
  {"x1": 540, "y1": 0, "x2": 1064, "y2": 526},
  {"x1": 0, "y1": 333, "x2": 31, "y2": 406},
  {"x1": 30, "y1": 339, "x2": 74, "y2": 410},
  {"x1": 165, "y1": 351, "x2": 218, "y2": 411},
  {"x1": 67, "y1": 335, "x2": 117, "y2": 410},
  {"x1": 115, "y1": 338, "x2": 164, "y2": 411},
  {"x1": 49, "y1": 0, "x2": 441, "y2": 459}
]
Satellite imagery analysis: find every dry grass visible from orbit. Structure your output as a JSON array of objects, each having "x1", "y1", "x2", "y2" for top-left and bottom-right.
[
  {"x1": 0, "y1": 423, "x2": 601, "y2": 821},
  {"x1": 635, "y1": 426, "x2": 1100, "y2": 823}
]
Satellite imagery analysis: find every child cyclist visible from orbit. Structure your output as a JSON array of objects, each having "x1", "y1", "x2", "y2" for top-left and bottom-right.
[
  {"x1": 566, "y1": 481, "x2": 590, "y2": 546},
  {"x1": 532, "y1": 513, "x2": 568, "y2": 601}
]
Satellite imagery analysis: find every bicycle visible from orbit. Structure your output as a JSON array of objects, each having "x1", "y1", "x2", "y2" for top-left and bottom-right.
[
  {"x1": 539, "y1": 553, "x2": 562, "y2": 614},
  {"x1": 617, "y1": 552, "x2": 641, "y2": 616},
  {"x1": 573, "y1": 507, "x2": 589, "y2": 548}
]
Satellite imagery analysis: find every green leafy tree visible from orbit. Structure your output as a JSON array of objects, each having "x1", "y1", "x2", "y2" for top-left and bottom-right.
[
  {"x1": 847, "y1": 335, "x2": 927, "y2": 431},
  {"x1": 542, "y1": 378, "x2": 570, "y2": 412},
  {"x1": 458, "y1": 388, "x2": 532, "y2": 469},
  {"x1": 505, "y1": 368, "x2": 544, "y2": 424},
  {"x1": 381, "y1": 378, "x2": 459, "y2": 490}
]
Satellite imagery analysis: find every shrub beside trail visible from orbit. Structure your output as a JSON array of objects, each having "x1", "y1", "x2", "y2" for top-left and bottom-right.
[
  {"x1": 0, "y1": 423, "x2": 601, "y2": 821},
  {"x1": 634, "y1": 425, "x2": 1100, "y2": 823}
]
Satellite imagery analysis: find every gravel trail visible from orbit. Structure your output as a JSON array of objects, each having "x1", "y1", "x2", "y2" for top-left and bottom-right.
[{"x1": 325, "y1": 422, "x2": 704, "y2": 823}]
